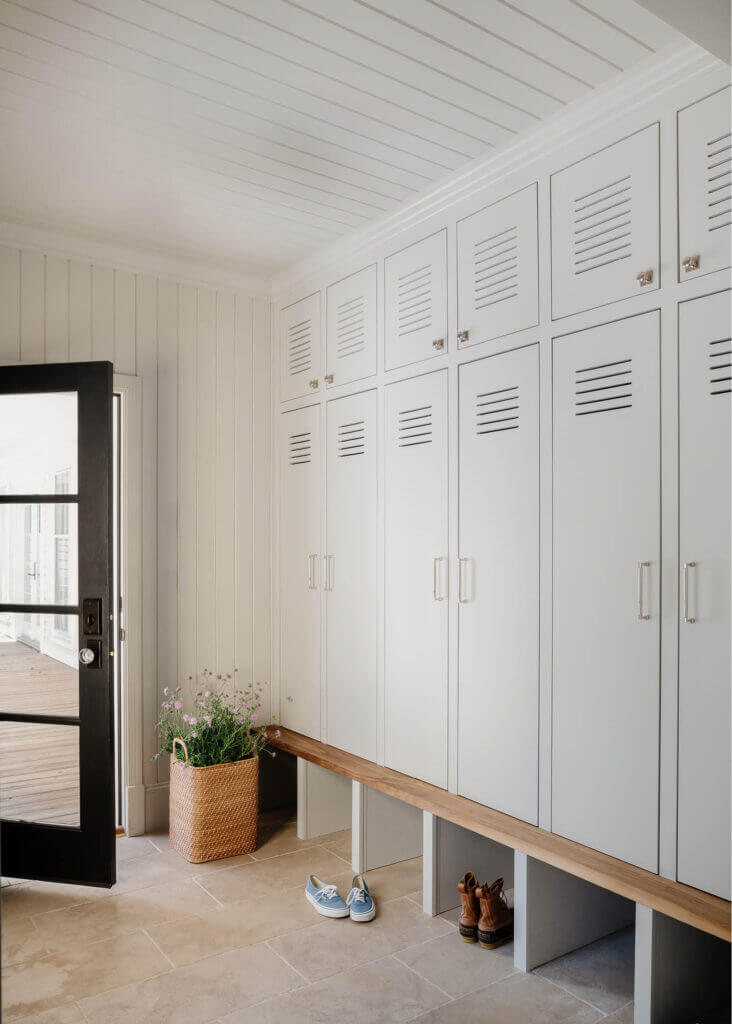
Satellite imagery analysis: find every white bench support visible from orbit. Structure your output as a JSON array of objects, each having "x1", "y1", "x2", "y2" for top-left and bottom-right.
[
  {"x1": 352, "y1": 781, "x2": 422, "y2": 873},
  {"x1": 296, "y1": 757, "x2": 351, "y2": 840},
  {"x1": 422, "y1": 813, "x2": 514, "y2": 917},
  {"x1": 634, "y1": 904, "x2": 730, "y2": 1024},
  {"x1": 513, "y1": 852, "x2": 634, "y2": 972}
]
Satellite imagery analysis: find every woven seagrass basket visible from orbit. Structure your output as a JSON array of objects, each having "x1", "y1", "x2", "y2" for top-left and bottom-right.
[{"x1": 169, "y1": 738, "x2": 258, "y2": 863}]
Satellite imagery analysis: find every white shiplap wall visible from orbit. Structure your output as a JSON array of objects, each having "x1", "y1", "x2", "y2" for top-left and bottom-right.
[{"x1": 0, "y1": 244, "x2": 271, "y2": 799}]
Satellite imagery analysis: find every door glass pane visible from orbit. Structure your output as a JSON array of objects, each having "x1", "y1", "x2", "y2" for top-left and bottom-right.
[
  {"x1": 0, "y1": 393, "x2": 77, "y2": 494},
  {"x1": 0, "y1": 502, "x2": 78, "y2": 606},
  {"x1": 0, "y1": 721, "x2": 80, "y2": 826},
  {"x1": 0, "y1": 613, "x2": 78, "y2": 716}
]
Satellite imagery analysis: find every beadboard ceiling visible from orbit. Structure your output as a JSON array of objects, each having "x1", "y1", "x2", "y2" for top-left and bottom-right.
[{"x1": 0, "y1": 0, "x2": 683, "y2": 278}]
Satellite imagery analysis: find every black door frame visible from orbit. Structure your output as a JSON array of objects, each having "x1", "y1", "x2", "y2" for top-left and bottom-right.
[{"x1": 0, "y1": 361, "x2": 115, "y2": 886}]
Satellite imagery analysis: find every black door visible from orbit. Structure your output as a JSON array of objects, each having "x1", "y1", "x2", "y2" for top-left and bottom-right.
[{"x1": 0, "y1": 362, "x2": 115, "y2": 886}]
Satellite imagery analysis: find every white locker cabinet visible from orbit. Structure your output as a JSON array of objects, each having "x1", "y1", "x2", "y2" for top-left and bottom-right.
[
  {"x1": 457, "y1": 344, "x2": 539, "y2": 824},
  {"x1": 280, "y1": 293, "x2": 322, "y2": 403},
  {"x1": 552, "y1": 310, "x2": 661, "y2": 872},
  {"x1": 385, "y1": 230, "x2": 447, "y2": 371},
  {"x1": 678, "y1": 87, "x2": 731, "y2": 281},
  {"x1": 279, "y1": 404, "x2": 322, "y2": 739},
  {"x1": 326, "y1": 265, "x2": 377, "y2": 388},
  {"x1": 551, "y1": 125, "x2": 660, "y2": 319},
  {"x1": 677, "y1": 290, "x2": 731, "y2": 900},
  {"x1": 384, "y1": 370, "x2": 449, "y2": 788},
  {"x1": 457, "y1": 184, "x2": 539, "y2": 349},
  {"x1": 325, "y1": 390, "x2": 378, "y2": 761}
]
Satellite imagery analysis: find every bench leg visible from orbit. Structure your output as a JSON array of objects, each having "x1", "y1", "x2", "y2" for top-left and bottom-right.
[
  {"x1": 296, "y1": 757, "x2": 351, "y2": 840},
  {"x1": 513, "y1": 852, "x2": 634, "y2": 973},
  {"x1": 634, "y1": 905, "x2": 730, "y2": 1024},
  {"x1": 352, "y1": 781, "x2": 422, "y2": 873},
  {"x1": 422, "y1": 813, "x2": 514, "y2": 917}
]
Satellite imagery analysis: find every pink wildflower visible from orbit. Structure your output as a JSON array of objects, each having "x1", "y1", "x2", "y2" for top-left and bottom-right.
[
  {"x1": 191, "y1": 731, "x2": 198, "y2": 738},
  {"x1": 204, "y1": 690, "x2": 210, "y2": 697},
  {"x1": 174, "y1": 700, "x2": 182, "y2": 710},
  {"x1": 204, "y1": 715, "x2": 212, "y2": 726},
  {"x1": 189, "y1": 717, "x2": 197, "y2": 726},
  {"x1": 163, "y1": 687, "x2": 169, "y2": 696}
]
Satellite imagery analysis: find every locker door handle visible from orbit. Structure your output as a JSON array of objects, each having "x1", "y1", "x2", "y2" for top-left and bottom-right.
[
  {"x1": 324, "y1": 555, "x2": 334, "y2": 592},
  {"x1": 682, "y1": 562, "x2": 697, "y2": 623},
  {"x1": 307, "y1": 554, "x2": 319, "y2": 590},
  {"x1": 433, "y1": 557, "x2": 446, "y2": 601},
  {"x1": 637, "y1": 561, "x2": 651, "y2": 620},
  {"x1": 458, "y1": 557, "x2": 469, "y2": 603}
]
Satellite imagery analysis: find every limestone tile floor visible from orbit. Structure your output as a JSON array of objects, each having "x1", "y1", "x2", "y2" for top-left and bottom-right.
[{"x1": 1, "y1": 806, "x2": 639, "y2": 1023}]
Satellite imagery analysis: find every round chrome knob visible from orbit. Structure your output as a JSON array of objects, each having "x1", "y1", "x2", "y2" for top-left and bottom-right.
[{"x1": 79, "y1": 647, "x2": 96, "y2": 665}]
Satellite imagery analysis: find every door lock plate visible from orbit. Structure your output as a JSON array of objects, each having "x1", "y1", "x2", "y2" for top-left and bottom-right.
[{"x1": 83, "y1": 598, "x2": 102, "y2": 635}]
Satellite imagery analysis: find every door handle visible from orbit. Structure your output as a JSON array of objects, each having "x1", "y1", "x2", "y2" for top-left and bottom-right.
[
  {"x1": 79, "y1": 648, "x2": 96, "y2": 665},
  {"x1": 307, "y1": 554, "x2": 318, "y2": 590},
  {"x1": 458, "y1": 557, "x2": 469, "y2": 603},
  {"x1": 433, "y1": 557, "x2": 446, "y2": 601},
  {"x1": 682, "y1": 561, "x2": 697, "y2": 623},
  {"x1": 324, "y1": 555, "x2": 334, "y2": 592},
  {"x1": 637, "y1": 561, "x2": 651, "y2": 620}
]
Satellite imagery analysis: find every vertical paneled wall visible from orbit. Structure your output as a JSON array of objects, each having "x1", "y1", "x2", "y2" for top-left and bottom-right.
[{"x1": 0, "y1": 244, "x2": 271, "y2": 792}]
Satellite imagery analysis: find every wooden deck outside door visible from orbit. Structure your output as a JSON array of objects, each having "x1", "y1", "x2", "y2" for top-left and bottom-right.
[{"x1": 0, "y1": 362, "x2": 115, "y2": 886}]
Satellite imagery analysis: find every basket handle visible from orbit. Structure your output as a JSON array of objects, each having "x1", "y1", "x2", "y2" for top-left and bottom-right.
[{"x1": 172, "y1": 737, "x2": 189, "y2": 764}]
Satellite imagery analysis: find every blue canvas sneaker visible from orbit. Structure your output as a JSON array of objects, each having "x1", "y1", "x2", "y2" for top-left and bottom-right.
[
  {"x1": 347, "y1": 874, "x2": 375, "y2": 922},
  {"x1": 305, "y1": 875, "x2": 349, "y2": 918}
]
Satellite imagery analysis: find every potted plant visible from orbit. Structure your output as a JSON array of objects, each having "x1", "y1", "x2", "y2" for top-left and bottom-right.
[{"x1": 155, "y1": 670, "x2": 277, "y2": 863}]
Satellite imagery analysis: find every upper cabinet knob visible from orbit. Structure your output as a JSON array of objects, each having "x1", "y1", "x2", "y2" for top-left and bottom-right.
[
  {"x1": 432, "y1": 338, "x2": 445, "y2": 351},
  {"x1": 308, "y1": 379, "x2": 319, "y2": 390},
  {"x1": 457, "y1": 329, "x2": 469, "y2": 344},
  {"x1": 682, "y1": 255, "x2": 700, "y2": 273},
  {"x1": 324, "y1": 373, "x2": 334, "y2": 384},
  {"x1": 636, "y1": 269, "x2": 654, "y2": 287}
]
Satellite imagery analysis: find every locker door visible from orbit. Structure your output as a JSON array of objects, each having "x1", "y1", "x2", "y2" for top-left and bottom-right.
[
  {"x1": 385, "y1": 231, "x2": 447, "y2": 371},
  {"x1": 280, "y1": 293, "x2": 321, "y2": 403},
  {"x1": 458, "y1": 345, "x2": 539, "y2": 823},
  {"x1": 326, "y1": 265, "x2": 377, "y2": 389},
  {"x1": 551, "y1": 125, "x2": 659, "y2": 319},
  {"x1": 279, "y1": 405, "x2": 321, "y2": 739},
  {"x1": 385, "y1": 371, "x2": 448, "y2": 787},
  {"x1": 552, "y1": 311, "x2": 660, "y2": 871},
  {"x1": 678, "y1": 87, "x2": 731, "y2": 281},
  {"x1": 325, "y1": 390, "x2": 378, "y2": 761},
  {"x1": 677, "y1": 289, "x2": 731, "y2": 899},
  {"x1": 457, "y1": 184, "x2": 539, "y2": 350}
]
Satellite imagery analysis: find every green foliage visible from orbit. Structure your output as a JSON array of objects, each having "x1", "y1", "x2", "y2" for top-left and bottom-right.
[{"x1": 155, "y1": 669, "x2": 277, "y2": 768}]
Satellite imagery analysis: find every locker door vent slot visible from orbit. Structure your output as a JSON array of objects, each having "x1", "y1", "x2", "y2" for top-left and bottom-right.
[
  {"x1": 289, "y1": 431, "x2": 312, "y2": 465},
  {"x1": 476, "y1": 385, "x2": 519, "y2": 435},
  {"x1": 706, "y1": 131, "x2": 731, "y2": 233},
  {"x1": 573, "y1": 175, "x2": 632, "y2": 276},
  {"x1": 710, "y1": 336, "x2": 732, "y2": 395},
  {"x1": 336, "y1": 295, "x2": 366, "y2": 360},
  {"x1": 398, "y1": 405, "x2": 432, "y2": 447},
  {"x1": 338, "y1": 419, "x2": 366, "y2": 457},
  {"x1": 474, "y1": 226, "x2": 518, "y2": 310},
  {"x1": 574, "y1": 358, "x2": 633, "y2": 415},
  {"x1": 397, "y1": 264, "x2": 433, "y2": 338},
  {"x1": 288, "y1": 318, "x2": 312, "y2": 377}
]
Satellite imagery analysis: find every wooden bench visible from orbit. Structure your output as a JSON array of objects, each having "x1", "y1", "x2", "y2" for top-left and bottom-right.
[{"x1": 271, "y1": 727, "x2": 730, "y2": 942}]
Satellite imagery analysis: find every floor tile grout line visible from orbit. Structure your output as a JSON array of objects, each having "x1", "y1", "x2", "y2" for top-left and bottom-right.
[
  {"x1": 535, "y1": 971, "x2": 614, "y2": 1017},
  {"x1": 192, "y1": 874, "x2": 226, "y2": 908},
  {"x1": 389, "y1": 952, "x2": 457, "y2": 1002},
  {"x1": 142, "y1": 927, "x2": 178, "y2": 971},
  {"x1": 264, "y1": 937, "x2": 315, "y2": 986}
]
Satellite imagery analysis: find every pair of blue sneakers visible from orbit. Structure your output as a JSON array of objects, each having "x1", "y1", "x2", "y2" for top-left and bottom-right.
[{"x1": 305, "y1": 873, "x2": 375, "y2": 922}]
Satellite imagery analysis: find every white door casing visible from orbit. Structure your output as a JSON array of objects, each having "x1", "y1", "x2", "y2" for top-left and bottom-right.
[
  {"x1": 677, "y1": 289, "x2": 731, "y2": 899},
  {"x1": 457, "y1": 344, "x2": 540, "y2": 824},
  {"x1": 279, "y1": 404, "x2": 321, "y2": 739},
  {"x1": 385, "y1": 231, "x2": 448, "y2": 370},
  {"x1": 552, "y1": 310, "x2": 661, "y2": 872},
  {"x1": 384, "y1": 370, "x2": 449, "y2": 788},
  {"x1": 325, "y1": 389, "x2": 378, "y2": 761},
  {"x1": 326, "y1": 265, "x2": 377, "y2": 389}
]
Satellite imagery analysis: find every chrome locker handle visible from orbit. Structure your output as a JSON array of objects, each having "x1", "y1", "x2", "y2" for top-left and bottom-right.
[
  {"x1": 458, "y1": 557, "x2": 469, "y2": 603},
  {"x1": 637, "y1": 561, "x2": 651, "y2": 620},
  {"x1": 324, "y1": 555, "x2": 334, "y2": 592},
  {"x1": 433, "y1": 557, "x2": 446, "y2": 601},
  {"x1": 307, "y1": 554, "x2": 318, "y2": 590},
  {"x1": 682, "y1": 561, "x2": 697, "y2": 623}
]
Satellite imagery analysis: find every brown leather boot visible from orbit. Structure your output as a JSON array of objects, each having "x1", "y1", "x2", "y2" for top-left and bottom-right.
[
  {"x1": 457, "y1": 871, "x2": 479, "y2": 943},
  {"x1": 475, "y1": 877, "x2": 513, "y2": 950}
]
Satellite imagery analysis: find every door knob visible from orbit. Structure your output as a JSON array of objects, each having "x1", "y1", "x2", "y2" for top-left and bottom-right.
[
  {"x1": 79, "y1": 648, "x2": 96, "y2": 665},
  {"x1": 682, "y1": 255, "x2": 699, "y2": 273},
  {"x1": 457, "y1": 330, "x2": 469, "y2": 344},
  {"x1": 432, "y1": 338, "x2": 445, "y2": 351},
  {"x1": 324, "y1": 373, "x2": 334, "y2": 384},
  {"x1": 636, "y1": 269, "x2": 654, "y2": 287},
  {"x1": 308, "y1": 379, "x2": 319, "y2": 390}
]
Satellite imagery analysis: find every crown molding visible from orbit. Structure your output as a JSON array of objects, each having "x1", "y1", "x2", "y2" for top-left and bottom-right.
[
  {"x1": 0, "y1": 220, "x2": 270, "y2": 297},
  {"x1": 268, "y1": 40, "x2": 723, "y2": 298}
]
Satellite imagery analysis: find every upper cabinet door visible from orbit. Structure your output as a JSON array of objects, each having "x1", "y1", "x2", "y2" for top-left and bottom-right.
[
  {"x1": 385, "y1": 230, "x2": 447, "y2": 371},
  {"x1": 551, "y1": 125, "x2": 659, "y2": 319},
  {"x1": 678, "y1": 87, "x2": 731, "y2": 282},
  {"x1": 326, "y1": 265, "x2": 377, "y2": 389},
  {"x1": 280, "y1": 293, "x2": 321, "y2": 403},
  {"x1": 457, "y1": 184, "x2": 539, "y2": 350}
]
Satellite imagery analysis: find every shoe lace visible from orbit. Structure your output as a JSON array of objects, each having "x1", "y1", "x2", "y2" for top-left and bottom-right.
[
  {"x1": 348, "y1": 887, "x2": 367, "y2": 905},
  {"x1": 316, "y1": 884, "x2": 339, "y2": 901}
]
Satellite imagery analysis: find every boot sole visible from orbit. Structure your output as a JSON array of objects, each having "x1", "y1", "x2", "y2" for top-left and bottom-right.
[
  {"x1": 458, "y1": 922, "x2": 477, "y2": 943},
  {"x1": 478, "y1": 925, "x2": 513, "y2": 950}
]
